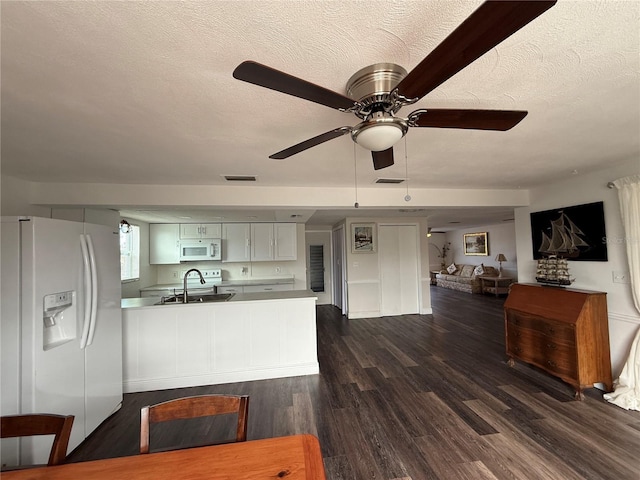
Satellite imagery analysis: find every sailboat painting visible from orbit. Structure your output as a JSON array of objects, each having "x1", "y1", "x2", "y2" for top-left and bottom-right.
[{"x1": 530, "y1": 201, "x2": 608, "y2": 262}]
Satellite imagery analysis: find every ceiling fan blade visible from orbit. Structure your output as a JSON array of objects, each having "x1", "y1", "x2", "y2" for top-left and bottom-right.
[
  {"x1": 411, "y1": 109, "x2": 527, "y2": 131},
  {"x1": 233, "y1": 61, "x2": 356, "y2": 111},
  {"x1": 372, "y1": 148, "x2": 394, "y2": 170},
  {"x1": 396, "y1": 1, "x2": 556, "y2": 100},
  {"x1": 269, "y1": 127, "x2": 351, "y2": 159}
]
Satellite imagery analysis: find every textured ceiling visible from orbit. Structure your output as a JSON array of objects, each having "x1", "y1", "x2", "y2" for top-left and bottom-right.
[{"x1": 1, "y1": 1, "x2": 639, "y2": 226}]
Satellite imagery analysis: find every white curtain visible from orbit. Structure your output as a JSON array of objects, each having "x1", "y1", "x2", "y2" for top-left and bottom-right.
[
  {"x1": 612, "y1": 174, "x2": 640, "y2": 313},
  {"x1": 604, "y1": 174, "x2": 640, "y2": 410}
]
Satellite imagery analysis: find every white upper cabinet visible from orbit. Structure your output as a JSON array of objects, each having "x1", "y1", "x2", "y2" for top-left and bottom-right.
[
  {"x1": 250, "y1": 223, "x2": 274, "y2": 261},
  {"x1": 274, "y1": 223, "x2": 297, "y2": 261},
  {"x1": 180, "y1": 223, "x2": 222, "y2": 239},
  {"x1": 250, "y1": 223, "x2": 297, "y2": 262},
  {"x1": 150, "y1": 224, "x2": 180, "y2": 264},
  {"x1": 222, "y1": 223, "x2": 251, "y2": 262}
]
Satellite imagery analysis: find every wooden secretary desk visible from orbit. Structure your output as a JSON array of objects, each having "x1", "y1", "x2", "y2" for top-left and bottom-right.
[{"x1": 503, "y1": 283, "x2": 613, "y2": 400}]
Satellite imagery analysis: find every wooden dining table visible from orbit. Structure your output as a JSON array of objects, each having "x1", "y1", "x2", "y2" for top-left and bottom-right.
[{"x1": 2, "y1": 434, "x2": 326, "y2": 480}]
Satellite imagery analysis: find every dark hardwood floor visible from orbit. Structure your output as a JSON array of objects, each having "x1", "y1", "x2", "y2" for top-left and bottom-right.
[{"x1": 69, "y1": 286, "x2": 640, "y2": 479}]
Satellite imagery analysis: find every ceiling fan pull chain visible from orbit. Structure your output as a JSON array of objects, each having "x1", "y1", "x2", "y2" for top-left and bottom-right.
[
  {"x1": 404, "y1": 137, "x2": 411, "y2": 202},
  {"x1": 353, "y1": 142, "x2": 359, "y2": 208}
]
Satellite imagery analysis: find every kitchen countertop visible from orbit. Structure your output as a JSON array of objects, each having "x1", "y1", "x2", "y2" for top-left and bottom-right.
[{"x1": 122, "y1": 289, "x2": 316, "y2": 309}]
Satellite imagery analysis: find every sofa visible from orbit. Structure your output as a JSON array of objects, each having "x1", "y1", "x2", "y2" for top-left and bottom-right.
[{"x1": 435, "y1": 264, "x2": 498, "y2": 294}]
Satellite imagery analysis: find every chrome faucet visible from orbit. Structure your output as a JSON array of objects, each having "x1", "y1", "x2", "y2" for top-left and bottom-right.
[{"x1": 183, "y1": 268, "x2": 206, "y2": 303}]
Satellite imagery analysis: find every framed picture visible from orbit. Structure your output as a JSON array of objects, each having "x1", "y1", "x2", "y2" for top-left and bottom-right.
[
  {"x1": 463, "y1": 232, "x2": 488, "y2": 256},
  {"x1": 351, "y1": 223, "x2": 376, "y2": 253},
  {"x1": 530, "y1": 201, "x2": 607, "y2": 261}
]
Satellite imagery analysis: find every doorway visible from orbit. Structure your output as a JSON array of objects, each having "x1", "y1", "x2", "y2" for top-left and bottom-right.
[
  {"x1": 332, "y1": 225, "x2": 347, "y2": 315},
  {"x1": 305, "y1": 230, "x2": 332, "y2": 305}
]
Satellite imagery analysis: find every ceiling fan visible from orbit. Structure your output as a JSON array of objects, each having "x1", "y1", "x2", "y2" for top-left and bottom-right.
[{"x1": 233, "y1": 1, "x2": 556, "y2": 170}]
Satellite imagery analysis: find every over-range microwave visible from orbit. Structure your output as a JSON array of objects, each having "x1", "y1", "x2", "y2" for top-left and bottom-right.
[{"x1": 179, "y1": 238, "x2": 222, "y2": 262}]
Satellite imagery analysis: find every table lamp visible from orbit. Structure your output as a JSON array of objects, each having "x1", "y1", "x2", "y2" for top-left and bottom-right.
[{"x1": 495, "y1": 253, "x2": 507, "y2": 277}]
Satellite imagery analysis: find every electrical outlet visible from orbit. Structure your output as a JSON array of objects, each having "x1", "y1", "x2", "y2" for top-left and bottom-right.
[
  {"x1": 612, "y1": 271, "x2": 630, "y2": 284},
  {"x1": 172, "y1": 271, "x2": 179, "y2": 278}
]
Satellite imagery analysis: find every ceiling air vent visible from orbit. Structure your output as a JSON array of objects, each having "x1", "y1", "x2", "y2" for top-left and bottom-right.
[
  {"x1": 375, "y1": 178, "x2": 404, "y2": 184},
  {"x1": 224, "y1": 175, "x2": 257, "y2": 182}
]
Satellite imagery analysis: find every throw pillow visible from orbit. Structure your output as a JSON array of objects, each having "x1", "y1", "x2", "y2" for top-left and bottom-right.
[
  {"x1": 473, "y1": 264, "x2": 485, "y2": 276},
  {"x1": 447, "y1": 263, "x2": 457, "y2": 274},
  {"x1": 460, "y1": 265, "x2": 475, "y2": 277}
]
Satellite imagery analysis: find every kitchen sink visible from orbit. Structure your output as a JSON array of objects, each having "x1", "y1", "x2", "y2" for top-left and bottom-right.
[{"x1": 155, "y1": 293, "x2": 235, "y2": 305}]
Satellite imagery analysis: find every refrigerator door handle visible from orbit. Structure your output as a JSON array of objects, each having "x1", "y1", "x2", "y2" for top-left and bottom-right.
[
  {"x1": 80, "y1": 234, "x2": 92, "y2": 349},
  {"x1": 86, "y1": 234, "x2": 99, "y2": 346}
]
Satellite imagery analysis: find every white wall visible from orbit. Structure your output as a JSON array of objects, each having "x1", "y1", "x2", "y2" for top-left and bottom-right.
[
  {"x1": 514, "y1": 158, "x2": 639, "y2": 378},
  {"x1": 1, "y1": 175, "x2": 51, "y2": 217},
  {"x1": 445, "y1": 222, "x2": 518, "y2": 279}
]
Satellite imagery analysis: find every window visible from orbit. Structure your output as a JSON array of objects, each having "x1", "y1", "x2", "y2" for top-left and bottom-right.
[{"x1": 120, "y1": 224, "x2": 140, "y2": 281}]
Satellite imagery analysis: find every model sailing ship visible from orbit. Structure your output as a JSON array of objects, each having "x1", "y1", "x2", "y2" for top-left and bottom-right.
[{"x1": 535, "y1": 212, "x2": 590, "y2": 286}]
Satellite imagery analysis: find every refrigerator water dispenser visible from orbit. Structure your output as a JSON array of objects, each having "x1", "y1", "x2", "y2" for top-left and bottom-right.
[{"x1": 43, "y1": 291, "x2": 76, "y2": 350}]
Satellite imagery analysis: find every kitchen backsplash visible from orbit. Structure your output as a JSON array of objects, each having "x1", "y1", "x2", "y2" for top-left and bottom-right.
[{"x1": 156, "y1": 261, "x2": 298, "y2": 284}]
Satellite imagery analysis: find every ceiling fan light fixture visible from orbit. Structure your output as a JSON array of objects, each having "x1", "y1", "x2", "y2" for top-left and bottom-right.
[{"x1": 351, "y1": 113, "x2": 408, "y2": 152}]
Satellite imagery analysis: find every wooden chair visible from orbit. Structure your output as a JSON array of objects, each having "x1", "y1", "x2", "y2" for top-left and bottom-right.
[
  {"x1": 140, "y1": 394, "x2": 249, "y2": 454},
  {"x1": 0, "y1": 414, "x2": 74, "y2": 468}
]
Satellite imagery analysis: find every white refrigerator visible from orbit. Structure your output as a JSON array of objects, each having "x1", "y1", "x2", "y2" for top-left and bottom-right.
[{"x1": 1, "y1": 216, "x2": 123, "y2": 467}]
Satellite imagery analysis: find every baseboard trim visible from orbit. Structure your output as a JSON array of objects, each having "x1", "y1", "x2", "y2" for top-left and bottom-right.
[{"x1": 123, "y1": 363, "x2": 320, "y2": 393}]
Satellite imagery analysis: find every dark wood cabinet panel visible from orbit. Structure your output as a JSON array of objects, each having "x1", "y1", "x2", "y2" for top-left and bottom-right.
[{"x1": 504, "y1": 283, "x2": 612, "y2": 400}]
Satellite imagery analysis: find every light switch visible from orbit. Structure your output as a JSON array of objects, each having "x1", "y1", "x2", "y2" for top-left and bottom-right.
[{"x1": 612, "y1": 271, "x2": 630, "y2": 284}]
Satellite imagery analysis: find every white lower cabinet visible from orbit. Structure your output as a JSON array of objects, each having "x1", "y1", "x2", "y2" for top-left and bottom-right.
[
  {"x1": 217, "y1": 286, "x2": 244, "y2": 294},
  {"x1": 218, "y1": 284, "x2": 293, "y2": 294},
  {"x1": 122, "y1": 295, "x2": 319, "y2": 392},
  {"x1": 243, "y1": 284, "x2": 293, "y2": 293}
]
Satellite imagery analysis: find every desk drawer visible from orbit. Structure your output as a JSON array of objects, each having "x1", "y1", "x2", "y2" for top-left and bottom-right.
[
  {"x1": 506, "y1": 311, "x2": 575, "y2": 344},
  {"x1": 506, "y1": 323, "x2": 578, "y2": 379}
]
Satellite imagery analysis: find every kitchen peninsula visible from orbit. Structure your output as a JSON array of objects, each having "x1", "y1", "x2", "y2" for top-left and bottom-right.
[{"x1": 121, "y1": 290, "x2": 318, "y2": 393}]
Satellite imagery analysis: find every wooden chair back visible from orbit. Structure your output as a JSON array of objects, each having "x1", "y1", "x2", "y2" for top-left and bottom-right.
[
  {"x1": 140, "y1": 394, "x2": 249, "y2": 454},
  {"x1": 0, "y1": 414, "x2": 74, "y2": 467}
]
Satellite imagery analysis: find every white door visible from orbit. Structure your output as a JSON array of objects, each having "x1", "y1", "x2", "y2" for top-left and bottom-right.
[
  {"x1": 83, "y1": 223, "x2": 123, "y2": 437},
  {"x1": 332, "y1": 226, "x2": 347, "y2": 315},
  {"x1": 305, "y1": 231, "x2": 332, "y2": 305},
  {"x1": 379, "y1": 224, "x2": 419, "y2": 316}
]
